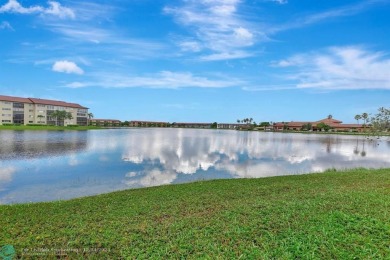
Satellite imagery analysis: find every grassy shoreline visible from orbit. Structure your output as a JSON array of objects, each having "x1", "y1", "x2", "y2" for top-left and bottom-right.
[{"x1": 1, "y1": 168, "x2": 389, "y2": 258}]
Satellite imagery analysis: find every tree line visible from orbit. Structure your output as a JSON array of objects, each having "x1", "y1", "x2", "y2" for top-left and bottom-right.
[{"x1": 355, "y1": 107, "x2": 390, "y2": 133}]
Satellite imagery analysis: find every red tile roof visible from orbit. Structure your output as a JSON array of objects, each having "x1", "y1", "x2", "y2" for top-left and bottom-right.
[
  {"x1": 28, "y1": 98, "x2": 88, "y2": 109},
  {"x1": 274, "y1": 122, "x2": 309, "y2": 127},
  {"x1": 274, "y1": 118, "x2": 364, "y2": 129},
  {"x1": 0, "y1": 95, "x2": 32, "y2": 103},
  {"x1": 91, "y1": 119, "x2": 121, "y2": 122},
  {"x1": 0, "y1": 95, "x2": 87, "y2": 108},
  {"x1": 331, "y1": 124, "x2": 364, "y2": 128},
  {"x1": 315, "y1": 118, "x2": 343, "y2": 124},
  {"x1": 130, "y1": 120, "x2": 169, "y2": 124}
]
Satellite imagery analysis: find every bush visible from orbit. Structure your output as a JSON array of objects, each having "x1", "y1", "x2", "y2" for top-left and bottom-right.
[{"x1": 66, "y1": 124, "x2": 79, "y2": 127}]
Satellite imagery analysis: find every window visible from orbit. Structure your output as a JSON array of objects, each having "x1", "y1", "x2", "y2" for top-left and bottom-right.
[
  {"x1": 29, "y1": 109, "x2": 34, "y2": 112},
  {"x1": 2, "y1": 120, "x2": 11, "y2": 122},
  {"x1": 13, "y1": 102, "x2": 24, "y2": 108},
  {"x1": 2, "y1": 114, "x2": 11, "y2": 116},
  {"x1": 2, "y1": 108, "x2": 11, "y2": 110},
  {"x1": 37, "y1": 104, "x2": 45, "y2": 107},
  {"x1": 2, "y1": 101, "x2": 11, "y2": 105},
  {"x1": 77, "y1": 117, "x2": 88, "y2": 126},
  {"x1": 29, "y1": 121, "x2": 33, "y2": 123},
  {"x1": 38, "y1": 110, "x2": 44, "y2": 113},
  {"x1": 47, "y1": 105, "x2": 54, "y2": 109}
]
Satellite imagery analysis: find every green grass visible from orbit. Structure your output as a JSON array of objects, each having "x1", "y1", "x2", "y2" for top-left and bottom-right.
[
  {"x1": 0, "y1": 125, "x2": 102, "y2": 131},
  {"x1": 1, "y1": 168, "x2": 389, "y2": 259}
]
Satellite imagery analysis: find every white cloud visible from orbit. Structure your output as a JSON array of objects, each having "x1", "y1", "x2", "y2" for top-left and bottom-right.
[
  {"x1": 52, "y1": 60, "x2": 84, "y2": 75},
  {"x1": 65, "y1": 71, "x2": 244, "y2": 89},
  {"x1": 178, "y1": 41, "x2": 203, "y2": 52},
  {"x1": 200, "y1": 50, "x2": 253, "y2": 61},
  {"x1": 0, "y1": 166, "x2": 16, "y2": 192},
  {"x1": 269, "y1": 1, "x2": 386, "y2": 33},
  {"x1": 123, "y1": 169, "x2": 177, "y2": 188},
  {"x1": 0, "y1": 167, "x2": 16, "y2": 182},
  {"x1": 269, "y1": 0, "x2": 288, "y2": 4},
  {"x1": 0, "y1": 21, "x2": 13, "y2": 30},
  {"x1": 44, "y1": 1, "x2": 75, "y2": 19},
  {"x1": 165, "y1": 0, "x2": 259, "y2": 60},
  {"x1": 0, "y1": 0, "x2": 75, "y2": 19},
  {"x1": 277, "y1": 46, "x2": 390, "y2": 90},
  {"x1": 0, "y1": 0, "x2": 42, "y2": 14},
  {"x1": 234, "y1": 27, "x2": 253, "y2": 42}
]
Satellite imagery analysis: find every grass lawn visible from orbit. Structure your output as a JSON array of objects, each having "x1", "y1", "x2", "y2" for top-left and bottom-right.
[
  {"x1": 0, "y1": 125, "x2": 102, "y2": 131},
  {"x1": 1, "y1": 168, "x2": 389, "y2": 259}
]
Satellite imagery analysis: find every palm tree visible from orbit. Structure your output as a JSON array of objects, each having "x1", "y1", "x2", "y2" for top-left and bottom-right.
[
  {"x1": 88, "y1": 112, "x2": 94, "y2": 126},
  {"x1": 361, "y1": 113, "x2": 368, "y2": 131},
  {"x1": 50, "y1": 110, "x2": 60, "y2": 126},
  {"x1": 328, "y1": 114, "x2": 333, "y2": 119},
  {"x1": 66, "y1": 112, "x2": 73, "y2": 120},
  {"x1": 50, "y1": 110, "x2": 70, "y2": 126},
  {"x1": 354, "y1": 114, "x2": 362, "y2": 125}
]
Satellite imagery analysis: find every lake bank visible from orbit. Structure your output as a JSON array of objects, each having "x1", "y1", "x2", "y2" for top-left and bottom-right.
[{"x1": 1, "y1": 168, "x2": 389, "y2": 258}]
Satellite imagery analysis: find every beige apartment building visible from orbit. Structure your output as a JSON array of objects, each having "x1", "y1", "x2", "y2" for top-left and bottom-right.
[{"x1": 0, "y1": 95, "x2": 89, "y2": 126}]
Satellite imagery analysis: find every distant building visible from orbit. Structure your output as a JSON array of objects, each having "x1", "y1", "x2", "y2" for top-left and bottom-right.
[
  {"x1": 129, "y1": 121, "x2": 169, "y2": 127},
  {"x1": 217, "y1": 123, "x2": 243, "y2": 129},
  {"x1": 0, "y1": 95, "x2": 88, "y2": 126},
  {"x1": 172, "y1": 122, "x2": 211, "y2": 129},
  {"x1": 273, "y1": 117, "x2": 366, "y2": 132},
  {"x1": 90, "y1": 119, "x2": 121, "y2": 126}
]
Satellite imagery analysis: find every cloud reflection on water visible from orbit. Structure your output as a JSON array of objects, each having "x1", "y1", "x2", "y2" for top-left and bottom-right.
[
  {"x1": 1, "y1": 129, "x2": 389, "y2": 204},
  {"x1": 118, "y1": 129, "x2": 390, "y2": 186}
]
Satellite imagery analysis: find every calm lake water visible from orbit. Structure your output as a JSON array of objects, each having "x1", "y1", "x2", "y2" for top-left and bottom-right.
[{"x1": 1, "y1": 128, "x2": 389, "y2": 204}]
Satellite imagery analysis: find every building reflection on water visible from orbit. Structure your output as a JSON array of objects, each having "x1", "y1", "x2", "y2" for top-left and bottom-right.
[{"x1": 0, "y1": 131, "x2": 88, "y2": 160}]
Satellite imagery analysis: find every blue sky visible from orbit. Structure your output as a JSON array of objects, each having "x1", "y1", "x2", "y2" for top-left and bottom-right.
[{"x1": 1, "y1": 0, "x2": 390, "y2": 123}]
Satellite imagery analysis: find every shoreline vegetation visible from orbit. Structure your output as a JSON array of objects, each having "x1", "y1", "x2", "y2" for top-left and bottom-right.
[
  {"x1": 1, "y1": 168, "x2": 389, "y2": 258},
  {"x1": 0, "y1": 124, "x2": 389, "y2": 137}
]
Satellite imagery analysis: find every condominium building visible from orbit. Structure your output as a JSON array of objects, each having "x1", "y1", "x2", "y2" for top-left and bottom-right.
[
  {"x1": 90, "y1": 119, "x2": 122, "y2": 126},
  {"x1": 0, "y1": 95, "x2": 89, "y2": 126},
  {"x1": 273, "y1": 117, "x2": 365, "y2": 132}
]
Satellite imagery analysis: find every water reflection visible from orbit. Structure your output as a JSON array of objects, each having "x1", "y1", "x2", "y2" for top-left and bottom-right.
[
  {"x1": 0, "y1": 129, "x2": 389, "y2": 204},
  {"x1": 120, "y1": 130, "x2": 389, "y2": 183},
  {"x1": 0, "y1": 131, "x2": 88, "y2": 160}
]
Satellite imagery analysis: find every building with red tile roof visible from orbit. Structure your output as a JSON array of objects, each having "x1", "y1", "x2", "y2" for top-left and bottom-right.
[
  {"x1": 90, "y1": 119, "x2": 122, "y2": 126},
  {"x1": 274, "y1": 117, "x2": 366, "y2": 132},
  {"x1": 0, "y1": 95, "x2": 89, "y2": 126}
]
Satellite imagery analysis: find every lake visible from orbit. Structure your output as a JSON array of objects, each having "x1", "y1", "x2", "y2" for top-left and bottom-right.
[{"x1": 1, "y1": 128, "x2": 389, "y2": 204}]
